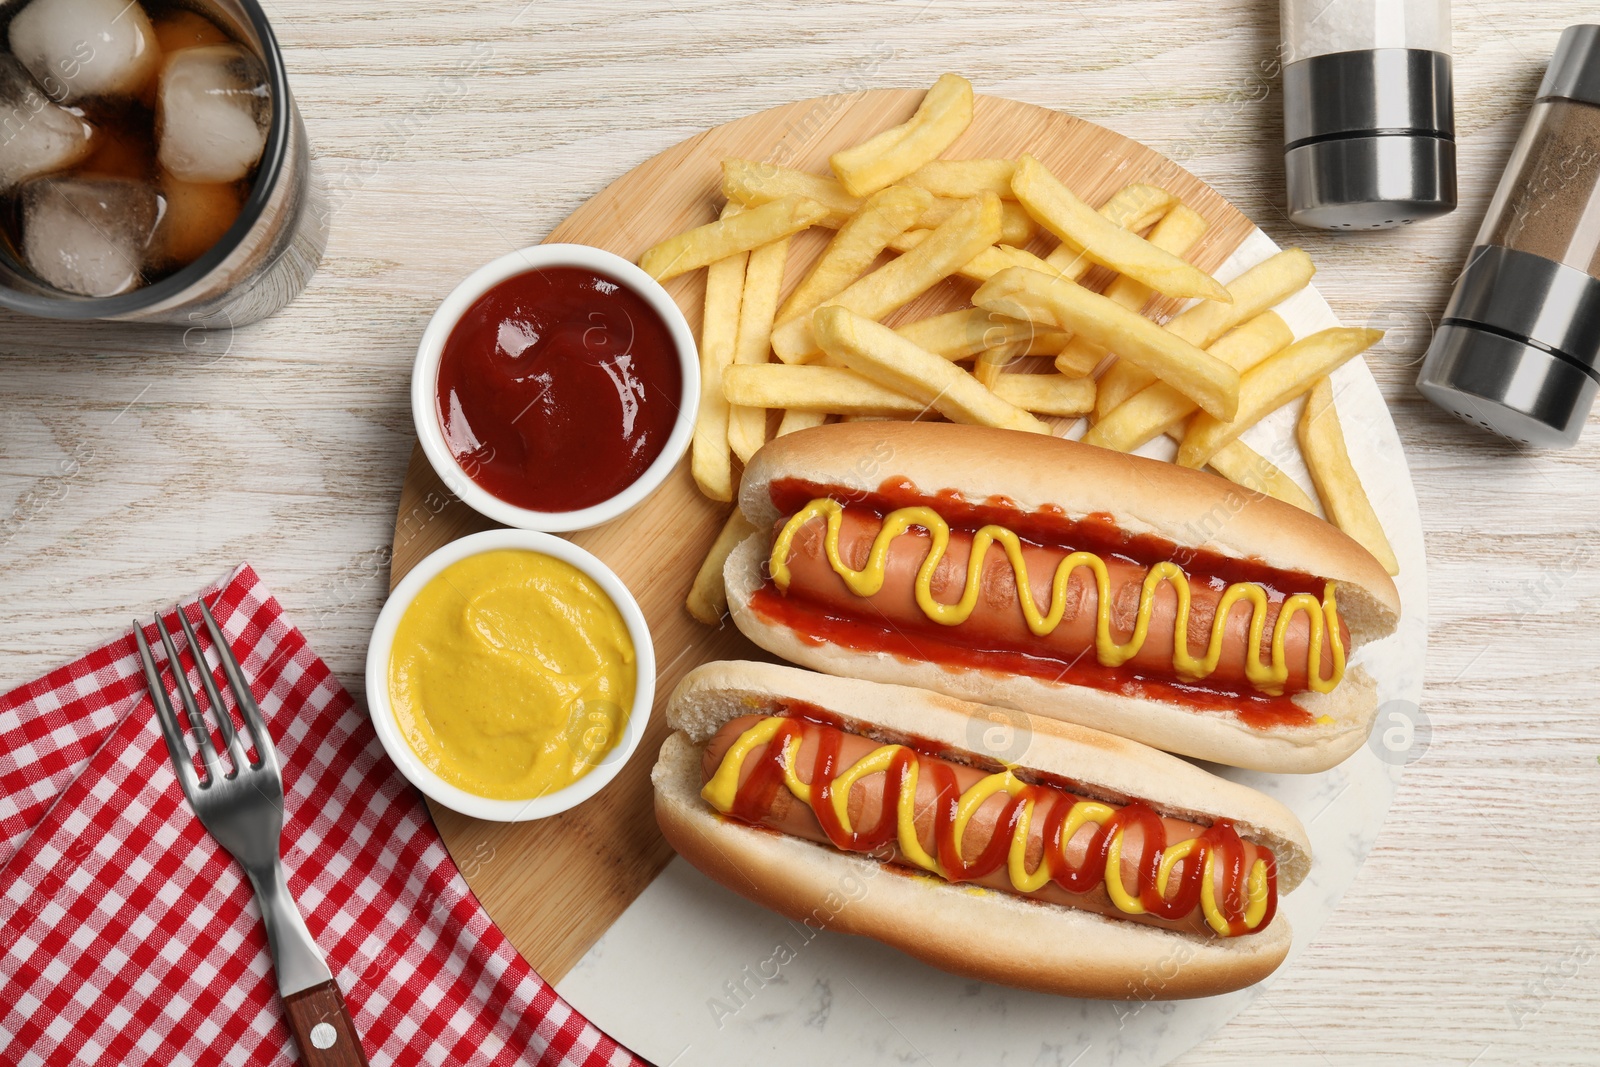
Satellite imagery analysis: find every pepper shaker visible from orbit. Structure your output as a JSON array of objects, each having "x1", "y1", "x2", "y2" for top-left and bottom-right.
[
  {"x1": 1418, "y1": 25, "x2": 1600, "y2": 447},
  {"x1": 1280, "y1": 0, "x2": 1456, "y2": 229}
]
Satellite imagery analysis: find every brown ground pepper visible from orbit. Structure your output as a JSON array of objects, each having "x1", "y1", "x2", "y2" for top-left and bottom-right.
[{"x1": 1479, "y1": 96, "x2": 1600, "y2": 279}]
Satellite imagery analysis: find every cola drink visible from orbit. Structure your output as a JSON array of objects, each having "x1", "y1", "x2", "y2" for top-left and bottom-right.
[{"x1": 0, "y1": 0, "x2": 325, "y2": 326}]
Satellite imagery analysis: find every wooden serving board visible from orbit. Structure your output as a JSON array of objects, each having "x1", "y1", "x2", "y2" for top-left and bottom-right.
[{"x1": 387, "y1": 89, "x2": 1258, "y2": 983}]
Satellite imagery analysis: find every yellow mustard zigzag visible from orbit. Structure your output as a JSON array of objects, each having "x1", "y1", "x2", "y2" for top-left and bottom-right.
[{"x1": 771, "y1": 497, "x2": 1345, "y2": 695}]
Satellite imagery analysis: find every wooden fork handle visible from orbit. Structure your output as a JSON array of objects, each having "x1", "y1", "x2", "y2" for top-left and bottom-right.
[{"x1": 283, "y1": 979, "x2": 369, "y2": 1066}]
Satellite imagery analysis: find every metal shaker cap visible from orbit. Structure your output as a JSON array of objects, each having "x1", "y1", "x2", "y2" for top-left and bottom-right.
[
  {"x1": 1283, "y1": 49, "x2": 1457, "y2": 229},
  {"x1": 1416, "y1": 246, "x2": 1600, "y2": 447},
  {"x1": 1417, "y1": 326, "x2": 1598, "y2": 447},
  {"x1": 1539, "y1": 24, "x2": 1600, "y2": 105}
]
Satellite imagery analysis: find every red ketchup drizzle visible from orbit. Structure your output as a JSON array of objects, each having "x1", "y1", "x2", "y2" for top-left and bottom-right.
[
  {"x1": 726, "y1": 718, "x2": 797, "y2": 824},
  {"x1": 930, "y1": 762, "x2": 1023, "y2": 881},
  {"x1": 724, "y1": 714, "x2": 1274, "y2": 936},
  {"x1": 755, "y1": 477, "x2": 1334, "y2": 728}
]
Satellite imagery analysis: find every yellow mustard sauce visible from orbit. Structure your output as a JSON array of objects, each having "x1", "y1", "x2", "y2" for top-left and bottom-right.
[
  {"x1": 388, "y1": 549, "x2": 635, "y2": 800},
  {"x1": 703, "y1": 716, "x2": 1271, "y2": 936},
  {"x1": 770, "y1": 497, "x2": 1345, "y2": 696}
]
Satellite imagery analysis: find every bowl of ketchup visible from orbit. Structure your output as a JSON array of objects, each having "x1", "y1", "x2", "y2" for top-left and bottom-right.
[{"x1": 412, "y1": 244, "x2": 698, "y2": 532}]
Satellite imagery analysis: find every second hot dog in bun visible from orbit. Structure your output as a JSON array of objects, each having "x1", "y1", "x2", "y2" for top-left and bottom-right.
[
  {"x1": 653, "y1": 660, "x2": 1313, "y2": 999},
  {"x1": 725, "y1": 422, "x2": 1401, "y2": 773}
]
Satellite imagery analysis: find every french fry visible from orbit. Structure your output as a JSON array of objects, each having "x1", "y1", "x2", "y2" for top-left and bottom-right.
[
  {"x1": 722, "y1": 159, "x2": 861, "y2": 226},
  {"x1": 691, "y1": 205, "x2": 749, "y2": 501},
  {"x1": 814, "y1": 304, "x2": 1049, "y2": 434},
  {"x1": 1207, "y1": 440, "x2": 1319, "y2": 514},
  {"x1": 771, "y1": 193, "x2": 1003, "y2": 362},
  {"x1": 775, "y1": 409, "x2": 828, "y2": 436},
  {"x1": 1298, "y1": 377, "x2": 1400, "y2": 574},
  {"x1": 900, "y1": 158, "x2": 1017, "y2": 199},
  {"x1": 895, "y1": 307, "x2": 1065, "y2": 361},
  {"x1": 1092, "y1": 365, "x2": 1150, "y2": 423},
  {"x1": 1052, "y1": 205, "x2": 1209, "y2": 379},
  {"x1": 1090, "y1": 315, "x2": 1312, "y2": 513},
  {"x1": 719, "y1": 162, "x2": 1029, "y2": 242},
  {"x1": 1177, "y1": 327, "x2": 1383, "y2": 468},
  {"x1": 685, "y1": 509, "x2": 759, "y2": 624},
  {"x1": 640, "y1": 194, "x2": 827, "y2": 281},
  {"x1": 887, "y1": 232, "x2": 1054, "y2": 284},
  {"x1": 724, "y1": 364, "x2": 926, "y2": 416},
  {"x1": 1199, "y1": 310, "x2": 1297, "y2": 370},
  {"x1": 973, "y1": 267, "x2": 1240, "y2": 421},
  {"x1": 985, "y1": 244, "x2": 1062, "y2": 279},
  {"x1": 830, "y1": 73, "x2": 974, "y2": 197},
  {"x1": 726, "y1": 174, "x2": 1147, "y2": 368},
  {"x1": 728, "y1": 236, "x2": 791, "y2": 463},
  {"x1": 1047, "y1": 187, "x2": 1186, "y2": 378},
  {"x1": 1045, "y1": 183, "x2": 1175, "y2": 277},
  {"x1": 1083, "y1": 311, "x2": 1295, "y2": 452},
  {"x1": 909, "y1": 199, "x2": 1037, "y2": 245},
  {"x1": 973, "y1": 342, "x2": 1028, "y2": 386},
  {"x1": 888, "y1": 206, "x2": 1031, "y2": 246},
  {"x1": 1095, "y1": 248, "x2": 1317, "y2": 419},
  {"x1": 1002, "y1": 202, "x2": 1039, "y2": 246},
  {"x1": 990, "y1": 373, "x2": 1096, "y2": 416},
  {"x1": 928, "y1": 268, "x2": 1075, "y2": 382},
  {"x1": 1166, "y1": 250, "x2": 1314, "y2": 346},
  {"x1": 1012, "y1": 156, "x2": 1229, "y2": 302},
  {"x1": 1023, "y1": 327, "x2": 1071, "y2": 356},
  {"x1": 776, "y1": 186, "x2": 932, "y2": 326},
  {"x1": 1052, "y1": 347, "x2": 1101, "y2": 379}
]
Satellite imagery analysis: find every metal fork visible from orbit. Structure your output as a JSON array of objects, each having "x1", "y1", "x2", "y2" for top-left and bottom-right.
[{"x1": 135, "y1": 599, "x2": 368, "y2": 1067}]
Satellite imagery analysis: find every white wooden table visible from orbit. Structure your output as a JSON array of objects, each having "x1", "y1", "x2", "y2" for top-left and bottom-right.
[{"x1": 3, "y1": 2, "x2": 1598, "y2": 1062}]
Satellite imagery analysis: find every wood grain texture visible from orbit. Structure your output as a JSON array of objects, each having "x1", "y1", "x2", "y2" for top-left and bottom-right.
[
  {"x1": 282, "y1": 979, "x2": 369, "y2": 1067},
  {"x1": 388, "y1": 88, "x2": 1257, "y2": 985},
  {"x1": 2, "y1": 2, "x2": 1597, "y2": 1062}
]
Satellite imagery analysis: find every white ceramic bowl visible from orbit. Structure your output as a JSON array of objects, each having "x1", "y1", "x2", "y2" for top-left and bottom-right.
[
  {"x1": 412, "y1": 243, "x2": 698, "y2": 533},
  {"x1": 365, "y1": 528, "x2": 655, "y2": 822}
]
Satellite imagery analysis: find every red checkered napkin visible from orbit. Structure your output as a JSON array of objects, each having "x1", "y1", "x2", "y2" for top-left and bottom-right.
[{"x1": 0, "y1": 564, "x2": 645, "y2": 1067}]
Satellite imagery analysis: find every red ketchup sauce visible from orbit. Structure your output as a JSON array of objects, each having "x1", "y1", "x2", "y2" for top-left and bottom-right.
[
  {"x1": 752, "y1": 477, "x2": 1337, "y2": 728},
  {"x1": 435, "y1": 266, "x2": 683, "y2": 512},
  {"x1": 725, "y1": 710, "x2": 1275, "y2": 936}
]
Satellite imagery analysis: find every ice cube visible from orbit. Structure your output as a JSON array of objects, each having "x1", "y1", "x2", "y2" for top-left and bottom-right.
[
  {"x1": 21, "y1": 176, "x2": 162, "y2": 296},
  {"x1": 0, "y1": 54, "x2": 95, "y2": 191},
  {"x1": 157, "y1": 45, "x2": 268, "y2": 184},
  {"x1": 7, "y1": 0, "x2": 161, "y2": 103}
]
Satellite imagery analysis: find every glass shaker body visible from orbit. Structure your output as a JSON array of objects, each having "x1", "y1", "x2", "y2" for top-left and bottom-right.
[
  {"x1": 1280, "y1": 0, "x2": 1456, "y2": 229},
  {"x1": 1476, "y1": 97, "x2": 1600, "y2": 279}
]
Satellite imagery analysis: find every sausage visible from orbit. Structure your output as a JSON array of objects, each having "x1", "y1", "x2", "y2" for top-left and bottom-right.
[
  {"x1": 776, "y1": 507, "x2": 1349, "y2": 694},
  {"x1": 703, "y1": 715, "x2": 1275, "y2": 938}
]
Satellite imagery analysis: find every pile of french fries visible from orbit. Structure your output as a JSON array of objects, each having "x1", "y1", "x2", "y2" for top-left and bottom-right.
[{"x1": 641, "y1": 74, "x2": 1401, "y2": 623}]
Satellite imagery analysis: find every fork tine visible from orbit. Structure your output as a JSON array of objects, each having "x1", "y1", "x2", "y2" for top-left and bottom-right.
[
  {"x1": 199, "y1": 599, "x2": 278, "y2": 769},
  {"x1": 177, "y1": 607, "x2": 249, "y2": 778},
  {"x1": 134, "y1": 623, "x2": 202, "y2": 802},
  {"x1": 155, "y1": 614, "x2": 226, "y2": 785}
]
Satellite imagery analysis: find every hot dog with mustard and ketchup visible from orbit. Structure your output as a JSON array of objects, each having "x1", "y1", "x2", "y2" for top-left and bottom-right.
[
  {"x1": 724, "y1": 422, "x2": 1401, "y2": 773},
  {"x1": 653, "y1": 660, "x2": 1313, "y2": 998}
]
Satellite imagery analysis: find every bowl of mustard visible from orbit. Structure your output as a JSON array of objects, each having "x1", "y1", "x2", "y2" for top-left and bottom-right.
[{"x1": 365, "y1": 529, "x2": 654, "y2": 822}]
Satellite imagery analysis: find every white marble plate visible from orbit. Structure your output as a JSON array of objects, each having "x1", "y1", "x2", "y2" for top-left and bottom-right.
[{"x1": 557, "y1": 229, "x2": 1430, "y2": 1067}]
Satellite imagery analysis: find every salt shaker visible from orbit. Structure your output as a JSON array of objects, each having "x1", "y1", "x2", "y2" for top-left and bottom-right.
[
  {"x1": 1417, "y1": 26, "x2": 1600, "y2": 447},
  {"x1": 1280, "y1": 0, "x2": 1456, "y2": 229}
]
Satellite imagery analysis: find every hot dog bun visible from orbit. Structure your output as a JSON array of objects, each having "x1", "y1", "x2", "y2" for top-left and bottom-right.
[
  {"x1": 727, "y1": 422, "x2": 1401, "y2": 773},
  {"x1": 653, "y1": 660, "x2": 1312, "y2": 999}
]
